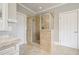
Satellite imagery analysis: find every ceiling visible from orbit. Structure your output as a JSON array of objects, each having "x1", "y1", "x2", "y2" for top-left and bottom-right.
[{"x1": 21, "y1": 3, "x2": 61, "y2": 14}]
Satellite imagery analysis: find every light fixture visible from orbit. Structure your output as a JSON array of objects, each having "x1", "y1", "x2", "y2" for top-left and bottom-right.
[{"x1": 39, "y1": 7, "x2": 42, "y2": 9}]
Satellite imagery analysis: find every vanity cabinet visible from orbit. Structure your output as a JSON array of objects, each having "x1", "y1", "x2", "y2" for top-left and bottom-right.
[
  {"x1": 40, "y1": 13, "x2": 53, "y2": 52},
  {"x1": 0, "y1": 46, "x2": 18, "y2": 55},
  {"x1": 0, "y1": 3, "x2": 16, "y2": 31},
  {"x1": 0, "y1": 38, "x2": 20, "y2": 55},
  {"x1": 40, "y1": 30, "x2": 51, "y2": 52}
]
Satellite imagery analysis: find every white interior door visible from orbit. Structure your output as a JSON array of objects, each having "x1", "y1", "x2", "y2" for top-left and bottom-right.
[
  {"x1": 16, "y1": 12, "x2": 27, "y2": 45},
  {"x1": 59, "y1": 10, "x2": 78, "y2": 48}
]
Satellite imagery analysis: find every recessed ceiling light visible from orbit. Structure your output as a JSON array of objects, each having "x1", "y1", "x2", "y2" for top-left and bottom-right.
[{"x1": 39, "y1": 7, "x2": 42, "y2": 9}]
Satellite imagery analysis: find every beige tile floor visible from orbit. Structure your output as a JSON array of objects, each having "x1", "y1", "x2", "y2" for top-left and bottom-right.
[{"x1": 19, "y1": 43, "x2": 79, "y2": 55}]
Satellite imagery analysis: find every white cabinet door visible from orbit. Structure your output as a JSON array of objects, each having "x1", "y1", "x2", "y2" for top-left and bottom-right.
[{"x1": 59, "y1": 10, "x2": 78, "y2": 48}]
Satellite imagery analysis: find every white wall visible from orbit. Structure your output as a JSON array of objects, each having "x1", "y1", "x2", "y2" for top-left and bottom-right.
[
  {"x1": 51, "y1": 3, "x2": 79, "y2": 43},
  {"x1": 16, "y1": 12, "x2": 27, "y2": 44}
]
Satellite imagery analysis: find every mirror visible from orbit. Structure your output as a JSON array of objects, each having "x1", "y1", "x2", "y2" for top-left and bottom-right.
[{"x1": 41, "y1": 15, "x2": 50, "y2": 30}]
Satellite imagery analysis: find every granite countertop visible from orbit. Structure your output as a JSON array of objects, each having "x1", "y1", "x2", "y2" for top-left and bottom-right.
[{"x1": 0, "y1": 37, "x2": 20, "y2": 50}]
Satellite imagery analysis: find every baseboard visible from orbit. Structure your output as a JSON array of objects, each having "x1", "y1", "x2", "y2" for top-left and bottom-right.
[{"x1": 54, "y1": 41, "x2": 79, "y2": 49}]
